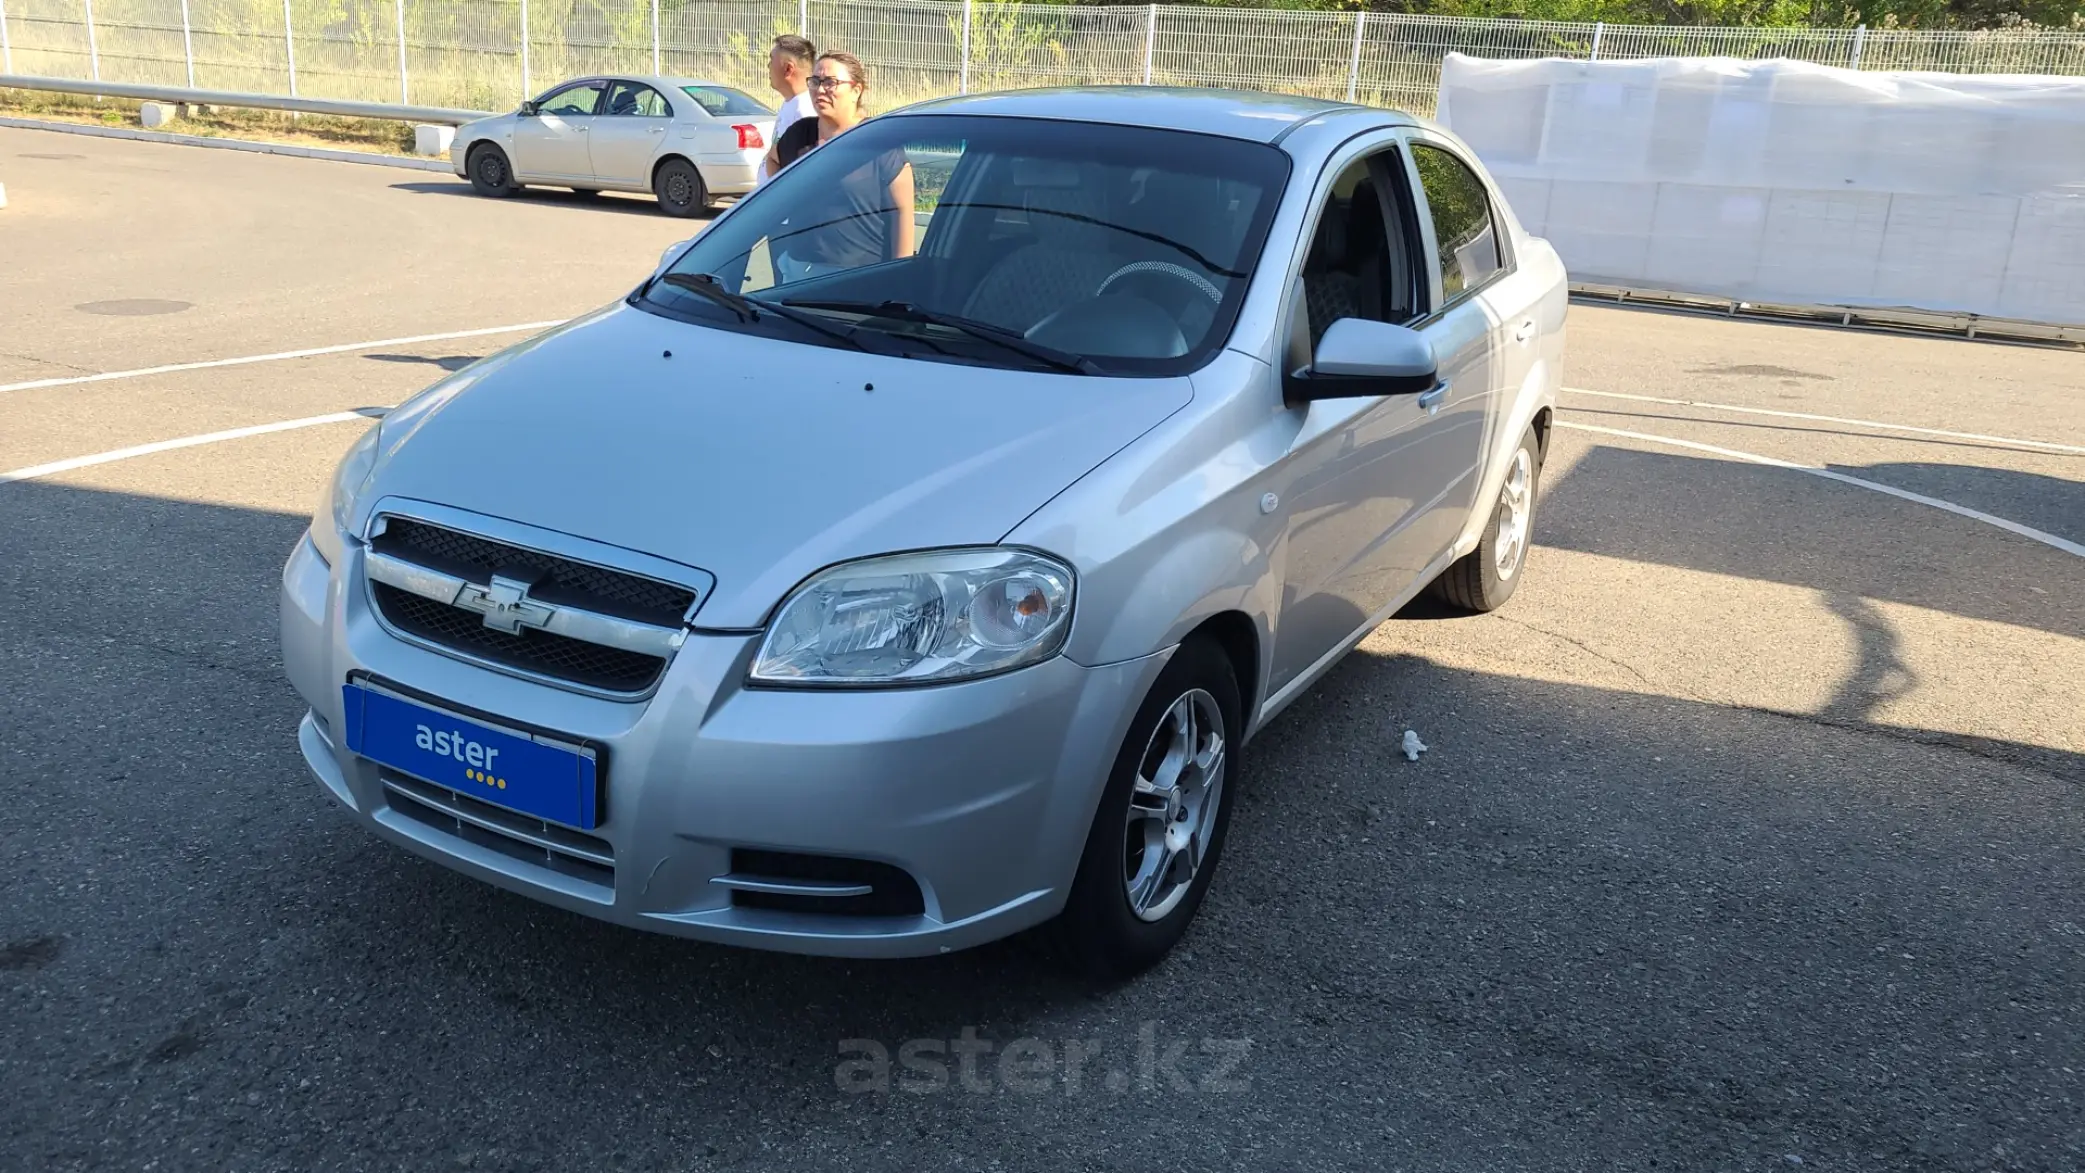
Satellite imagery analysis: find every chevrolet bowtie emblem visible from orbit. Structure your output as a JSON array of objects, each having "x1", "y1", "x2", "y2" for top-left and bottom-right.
[{"x1": 455, "y1": 574, "x2": 557, "y2": 635}]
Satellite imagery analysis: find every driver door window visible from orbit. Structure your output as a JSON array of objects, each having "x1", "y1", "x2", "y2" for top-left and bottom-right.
[
  {"x1": 538, "y1": 82, "x2": 604, "y2": 118},
  {"x1": 905, "y1": 142, "x2": 964, "y2": 252},
  {"x1": 1293, "y1": 154, "x2": 1416, "y2": 361}
]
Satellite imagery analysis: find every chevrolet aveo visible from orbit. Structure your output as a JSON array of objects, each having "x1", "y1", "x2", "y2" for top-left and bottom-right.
[{"x1": 281, "y1": 87, "x2": 1566, "y2": 979}]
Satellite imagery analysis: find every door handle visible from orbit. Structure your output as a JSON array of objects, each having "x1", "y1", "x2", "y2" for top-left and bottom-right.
[
  {"x1": 1416, "y1": 381, "x2": 1447, "y2": 414},
  {"x1": 1514, "y1": 319, "x2": 1535, "y2": 343},
  {"x1": 648, "y1": 126, "x2": 666, "y2": 135}
]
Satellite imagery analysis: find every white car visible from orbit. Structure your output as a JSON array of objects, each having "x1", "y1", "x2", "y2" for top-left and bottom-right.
[{"x1": 451, "y1": 75, "x2": 776, "y2": 216}]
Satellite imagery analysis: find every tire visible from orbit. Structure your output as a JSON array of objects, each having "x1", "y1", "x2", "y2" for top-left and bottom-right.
[
  {"x1": 466, "y1": 144, "x2": 519, "y2": 199},
  {"x1": 1430, "y1": 421, "x2": 1544, "y2": 613},
  {"x1": 652, "y1": 158, "x2": 708, "y2": 218},
  {"x1": 1048, "y1": 638, "x2": 1242, "y2": 983}
]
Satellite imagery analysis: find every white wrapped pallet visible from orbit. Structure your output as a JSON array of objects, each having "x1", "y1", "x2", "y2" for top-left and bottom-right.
[{"x1": 1435, "y1": 52, "x2": 2085, "y2": 328}]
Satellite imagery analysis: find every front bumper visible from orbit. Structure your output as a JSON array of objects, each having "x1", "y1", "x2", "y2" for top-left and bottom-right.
[{"x1": 280, "y1": 531, "x2": 1163, "y2": 958}]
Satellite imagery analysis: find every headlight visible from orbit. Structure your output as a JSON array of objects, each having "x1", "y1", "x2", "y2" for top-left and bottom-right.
[
  {"x1": 750, "y1": 549, "x2": 1075, "y2": 686},
  {"x1": 307, "y1": 423, "x2": 381, "y2": 566}
]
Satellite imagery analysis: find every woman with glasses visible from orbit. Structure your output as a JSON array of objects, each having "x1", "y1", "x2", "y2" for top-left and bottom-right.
[{"x1": 767, "y1": 51, "x2": 915, "y2": 282}]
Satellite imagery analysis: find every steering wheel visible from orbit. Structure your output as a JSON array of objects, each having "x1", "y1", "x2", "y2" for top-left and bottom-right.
[
  {"x1": 1093, "y1": 261, "x2": 1222, "y2": 343},
  {"x1": 1096, "y1": 261, "x2": 1222, "y2": 306}
]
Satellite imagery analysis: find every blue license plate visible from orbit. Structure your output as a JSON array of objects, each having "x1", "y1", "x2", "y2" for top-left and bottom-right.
[{"x1": 340, "y1": 683, "x2": 602, "y2": 830}]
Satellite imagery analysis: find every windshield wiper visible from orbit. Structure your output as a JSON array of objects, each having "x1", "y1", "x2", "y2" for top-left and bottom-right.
[
  {"x1": 654, "y1": 272, "x2": 873, "y2": 353},
  {"x1": 781, "y1": 299, "x2": 1101, "y2": 375}
]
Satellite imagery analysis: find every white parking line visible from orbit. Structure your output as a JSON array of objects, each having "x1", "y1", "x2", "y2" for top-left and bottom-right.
[
  {"x1": 1563, "y1": 387, "x2": 2085, "y2": 456},
  {"x1": 0, "y1": 321, "x2": 565, "y2": 395},
  {"x1": 1557, "y1": 421, "x2": 2085, "y2": 560},
  {"x1": 0, "y1": 412, "x2": 371, "y2": 487}
]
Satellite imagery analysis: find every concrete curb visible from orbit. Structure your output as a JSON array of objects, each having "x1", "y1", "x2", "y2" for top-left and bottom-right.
[{"x1": 0, "y1": 117, "x2": 455, "y2": 172}]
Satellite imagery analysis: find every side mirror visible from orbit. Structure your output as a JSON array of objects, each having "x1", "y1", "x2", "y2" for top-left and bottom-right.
[
  {"x1": 657, "y1": 237, "x2": 695, "y2": 273},
  {"x1": 1284, "y1": 318, "x2": 1439, "y2": 404},
  {"x1": 518, "y1": 100, "x2": 539, "y2": 116}
]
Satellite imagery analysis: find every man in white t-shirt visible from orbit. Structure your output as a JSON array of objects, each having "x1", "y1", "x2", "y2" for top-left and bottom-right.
[{"x1": 757, "y1": 34, "x2": 816, "y2": 189}]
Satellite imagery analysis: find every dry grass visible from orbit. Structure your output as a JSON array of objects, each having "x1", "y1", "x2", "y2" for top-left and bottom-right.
[{"x1": 0, "y1": 88, "x2": 419, "y2": 157}]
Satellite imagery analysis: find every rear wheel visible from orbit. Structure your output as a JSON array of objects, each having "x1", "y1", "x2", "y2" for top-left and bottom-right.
[
  {"x1": 466, "y1": 144, "x2": 519, "y2": 198},
  {"x1": 1430, "y1": 421, "x2": 1543, "y2": 613},
  {"x1": 652, "y1": 158, "x2": 708, "y2": 218},
  {"x1": 1049, "y1": 638, "x2": 1240, "y2": 982}
]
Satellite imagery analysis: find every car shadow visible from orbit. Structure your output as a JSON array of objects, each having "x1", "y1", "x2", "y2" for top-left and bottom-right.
[
  {"x1": 1540, "y1": 442, "x2": 2083, "y2": 639},
  {"x1": 364, "y1": 353, "x2": 481, "y2": 373},
  {"x1": 1851, "y1": 460, "x2": 2085, "y2": 548},
  {"x1": 388, "y1": 180, "x2": 722, "y2": 222}
]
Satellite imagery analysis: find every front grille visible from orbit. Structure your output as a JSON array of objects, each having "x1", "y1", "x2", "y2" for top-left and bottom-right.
[
  {"x1": 727, "y1": 849, "x2": 927, "y2": 918},
  {"x1": 372, "y1": 517, "x2": 696, "y2": 626},
  {"x1": 364, "y1": 515, "x2": 699, "y2": 694},
  {"x1": 383, "y1": 771, "x2": 615, "y2": 895},
  {"x1": 372, "y1": 582, "x2": 666, "y2": 693}
]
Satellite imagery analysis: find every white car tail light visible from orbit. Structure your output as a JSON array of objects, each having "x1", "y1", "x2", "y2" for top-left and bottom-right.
[{"x1": 734, "y1": 124, "x2": 764, "y2": 150}]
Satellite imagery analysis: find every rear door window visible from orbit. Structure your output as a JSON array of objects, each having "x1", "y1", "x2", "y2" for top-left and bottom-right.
[{"x1": 604, "y1": 81, "x2": 670, "y2": 118}]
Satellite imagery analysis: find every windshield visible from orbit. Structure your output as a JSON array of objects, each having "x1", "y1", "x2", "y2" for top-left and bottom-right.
[
  {"x1": 636, "y1": 113, "x2": 1291, "y2": 376},
  {"x1": 682, "y1": 85, "x2": 772, "y2": 116}
]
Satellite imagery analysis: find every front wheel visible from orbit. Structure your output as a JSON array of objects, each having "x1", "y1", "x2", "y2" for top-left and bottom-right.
[
  {"x1": 652, "y1": 158, "x2": 708, "y2": 218},
  {"x1": 1430, "y1": 421, "x2": 1544, "y2": 613},
  {"x1": 1049, "y1": 638, "x2": 1241, "y2": 982},
  {"x1": 466, "y1": 144, "x2": 519, "y2": 198}
]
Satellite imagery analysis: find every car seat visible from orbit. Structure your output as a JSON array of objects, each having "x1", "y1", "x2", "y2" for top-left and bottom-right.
[
  {"x1": 1300, "y1": 180, "x2": 1387, "y2": 351},
  {"x1": 961, "y1": 163, "x2": 1124, "y2": 336}
]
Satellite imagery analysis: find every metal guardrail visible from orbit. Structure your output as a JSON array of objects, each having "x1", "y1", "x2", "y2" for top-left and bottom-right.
[
  {"x1": 0, "y1": 74, "x2": 495, "y2": 126},
  {"x1": 1572, "y1": 284, "x2": 2084, "y2": 348}
]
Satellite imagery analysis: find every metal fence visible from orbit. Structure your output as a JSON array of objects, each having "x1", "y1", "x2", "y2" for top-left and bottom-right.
[{"x1": 4, "y1": 0, "x2": 2084, "y2": 117}]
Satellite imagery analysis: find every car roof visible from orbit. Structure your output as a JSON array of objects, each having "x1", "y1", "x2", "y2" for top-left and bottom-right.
[
  {"x1": 556, "y1": 75, "x2": 763, "y2": 94},
  {"x1": 890, "y1": 86, "x2": 1416, "y2": 144},
  {"x1": 647, "y1": 76, "x2": 758, "y2": 92}
]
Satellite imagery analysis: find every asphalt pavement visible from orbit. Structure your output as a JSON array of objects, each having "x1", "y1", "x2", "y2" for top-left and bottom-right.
[{"x1": 2, "y1": 126, "x2": 2081, "y2": 1173}]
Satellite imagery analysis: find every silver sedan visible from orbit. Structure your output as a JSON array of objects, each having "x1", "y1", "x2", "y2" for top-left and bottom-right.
[
  {"x1": 286, "y1": 86, "x2": 1567, "y2": 979},
  {"x1": 450, "y1": 74, "x2": 776, "y2": 216}
]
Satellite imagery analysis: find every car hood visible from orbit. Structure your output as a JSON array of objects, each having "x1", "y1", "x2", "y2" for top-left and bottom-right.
[
  {"x1": 361, "y1": 304, "x2": 1191, "y2": 628},
  {"x1": 459, "y1": 113, "x2": 515, "y2": 138}
]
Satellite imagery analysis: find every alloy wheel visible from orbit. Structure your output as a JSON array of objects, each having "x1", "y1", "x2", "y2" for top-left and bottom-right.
[
  {"x1": 1122, "y1": 688, "x2": 1226, "y2": 924},
  {"x1": 1494, "y1": 447, "x2": 1533, "y2": 580}
]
